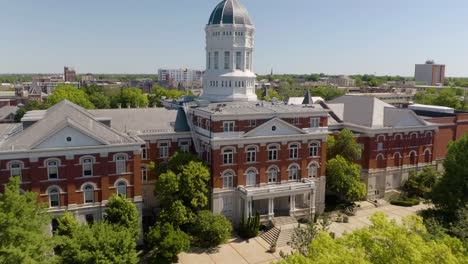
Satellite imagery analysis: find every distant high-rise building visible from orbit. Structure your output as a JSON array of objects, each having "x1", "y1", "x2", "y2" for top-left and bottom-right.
[
  {"x1": 64, "y1": 66, "x2": 77, "y2": 82},
  {"x1": 414, "y1": 60, "x2": 445, "y2": 86}
]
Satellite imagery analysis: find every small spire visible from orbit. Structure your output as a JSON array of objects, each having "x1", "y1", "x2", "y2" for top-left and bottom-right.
[{"x1": 302, "y1": 89, "x2": 312, "y2": 105}]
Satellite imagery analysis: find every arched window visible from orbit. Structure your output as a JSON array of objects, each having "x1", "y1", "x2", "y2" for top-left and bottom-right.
[
  {"x1": 393, "y1": 152, "x2": 402, "y2": 167},
  {"x1": 48, "y1": 187, "x2": 60, "y2": 207},
  {"x1": 288, "y1": 165, "x2": 299, "y2": 181},
  {"x1": 246, "y1": 169, "x2": 257, "y2": 187},
  {"x1": 309, "y1": 142, "x2": 319, "y2": 157},
  {"x1": 222, "y1": 171, "x2": 234, "y2": 189},
  {"x1": 289, "y1": 144, "x2": 299, "y2": 159},
  {"x1": 222, "y1": 148, "x2": 234, "y2": 165},
  {"x1": 308, "y1": 163, "x2": 318, "y2": 178},
  {"x1": 424, "y1": 149, "x2": 431, "y2": 163},
  {"x1": 83, "y1": 184, "x2": 94, "y2": 204},
  {"x1": 141, "y1": 166, "x2": 148, "y2": 182},
  {"x1": 115, "y1": 154, "x2": 127, "y2": 174},
  {"x1": 268, "y1": 145, "x2": 279, "y2": 161},
  {"x1": 82, "y1": 157, "x2": 93, "y2": 177},
  {"x1": 9, "y1": 161, "x2": 23, "y2": 179},
  {"x1": 47, "y1": 160, "x2": 59, "y2": 180},
  {"x1": 116, "y1": 181, "x2": 127, "y2": 197},
  {"x1": 246, "y1": 146, "x2": 257, "y2": 163},
  {"x1": 267, "y1": 167, "x2": 279, "y2": 183},
  {"x1": 376, "y1": 154, "x2": 385, "y2": 169},
  {"x1": 409, "y1": 151, "x2": 417, "y2": 165}
]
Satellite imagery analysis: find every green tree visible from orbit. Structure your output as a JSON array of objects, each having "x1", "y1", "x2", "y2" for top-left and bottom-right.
[
  {"x1": 104, "y1": 194, "x2": 140, "y2": 239},
  {"x1": 59, "y1": 221, "x2": 139, "y2": 264},
  {"x1": 431, "y1": 134, "x2": 468, "y2": 214},
  {"x1": 145, "y1": 223, "x2": 190, "y2": 264},
  {"x1": 189, "y1": 210, "x2": 233, "y2": 248},
  {"x1": 326, "y1": 155, "x2": 366, "y2": 201},
  {"x1": 403, "y1": 167, "x2": 439, "y2": 198},
  {"x1": 88, "y1": 92, "x2": 111, "y2": 109},
  {"x1": 0, "y1": 177, "x2": 57, "y2": 264},
  {"x1": 310, "y1": 86, "x2": 346, "y2": 100},
  {"x1": 327, "y1": 129, "x2": 361, "y2": 162},
  {"x1": 47, "y1": 84, "x2": 95, "y2": 109},
  {"x1": 291, "y1": 214, "x2": 331, "y2": 256},
  {"x1": 111, "y1": 87, "x2": 149, "y2": 108},
  {"x1": 159, "y1": 200, "x2": 190, "y2": 226},
  {"x1": 55, "y1": 211, "x2": 79, "y2": 237},
  {"x1": 148, "y1": 85, "x2": 188, "y2": 107},
  {"x1": 263, "y1": 88, "x2": 283, "y2": 102},
  {"x1": 279, "y1": 212, "x2": 467, "y2": 264}
]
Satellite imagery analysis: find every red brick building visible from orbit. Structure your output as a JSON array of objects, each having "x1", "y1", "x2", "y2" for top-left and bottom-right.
[{"x1": 325, "y1": 96, "x2": 439, "y2": 199}]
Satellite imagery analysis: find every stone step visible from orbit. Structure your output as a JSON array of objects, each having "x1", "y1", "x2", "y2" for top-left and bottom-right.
[
  {"x1": 260, "y1": 227, "x2": 280, "y2": 246},
  {"x1": 276, "y1": 228, "x2": 295, "y2": 247},
  {"x1": 272, "y1": 216, "x2": 298, "y2": 227}
]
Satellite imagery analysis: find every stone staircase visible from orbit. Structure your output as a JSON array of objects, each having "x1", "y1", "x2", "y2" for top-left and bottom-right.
[
  {"x1": 261, "y1": 216, "x2": 298, "y2": 247},
  {"x1": 260, "y1": 227, "x2": 280, "y2": 246}
]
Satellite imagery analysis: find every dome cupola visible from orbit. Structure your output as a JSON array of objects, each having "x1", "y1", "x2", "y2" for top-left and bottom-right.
[{"x1": 208, "y1": 0, "x2": 252, "y2": 26}]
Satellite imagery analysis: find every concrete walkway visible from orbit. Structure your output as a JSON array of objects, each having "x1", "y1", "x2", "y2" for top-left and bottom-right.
[{"x1": 178, "y1": 203, "x2": 430, "y2": 264}]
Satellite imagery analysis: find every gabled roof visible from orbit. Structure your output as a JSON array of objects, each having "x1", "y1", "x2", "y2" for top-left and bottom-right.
[
  {"x1": 326, "y1": 95, "x2": 428, "y2": 128},
  {"x1": 0, "y1": 106, "x2": 18, "y2": 121},
  {"x1": 243, "y1": 118, "x2": 306, "y2": 138},
  {"x1": 1, "y1": 100, "x2": 139, "y2": 151}
]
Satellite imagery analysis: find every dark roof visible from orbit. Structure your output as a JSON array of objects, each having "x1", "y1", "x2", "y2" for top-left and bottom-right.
[
  {"x1": 208, "y1": 0, "x2": 252, "y2": 25},
  {"x1": 302, "y1": 89, "x2": 312, "y2": 105}
]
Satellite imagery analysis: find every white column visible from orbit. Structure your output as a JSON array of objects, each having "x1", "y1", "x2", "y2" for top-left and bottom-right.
[
  {"x1": 244, "y1": 197, "x2": 249, "y2": 221},
  {"x1": 311, "y1": 189, "x2": 316, "y2": 214},
  {"x1": 268, "y1": 198, "x2": 274, "y2": 220},
  {"x1": 248, "y1": 199, "x2": 252, "y2": 217},
  {"x1": 289, "y1": 195, "x2": 296, "y2": 216}
]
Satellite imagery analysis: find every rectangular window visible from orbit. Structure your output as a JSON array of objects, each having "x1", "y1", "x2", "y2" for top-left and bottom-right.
[
  {"x1": 309, "y1": 144, "x2": 319, "y2": 157},
  {"x1": 141, "y1": 167, "x2": 148, "y2": 182},
  {"x1": 208, "y1": 52, "x2": 211, "y2": 70},
  {"x1": 83, "y1": 158, "x2": 93, "y2": 177},
  {"x1": 224, "y1": 51, "x2": 230, "y2": 69},
  {"x1": 141, "y1": 146, "x2": 147, "y2": 160},
  {"x1": 10, "y1": 163, "x2": 22, "y2": 178},
  {"x1": 180, "y1": 141, "x2": 190, "y2": 153},
  {"x1": 246, "y1": 148, "x2": 256, "y2": 163},
  {"x1": 377, "y1": 142, "x2": 383, "y2": 151},
  {"x1": 289, "y1": 145, "x2": 299, "y2": 159},
  {"x1": 50, "y1": 194, "x2": 60, "y2": 207},
  {"x1": 214, "y1": 51, "x2": 219, "y2": 70},
  {"x1": 116, "y1": 156, "x2": 126, "y2": 174},
  {"x1": 246, "y1": 52, "x2": 250, "y2": 70},
  {"x1": 47, "y1": 161, "x2": 58, "y2": 179},
  {"x1": 197, "y1": 116, "x2": 202, "y2": 127},
  {"x1": 293, "y1": 117, "x2": 300, "y2": 125},
  {"x1": 310, "y1": 118, "x2": 320, "y2": 128},
  {"x1": 223, "y1": 121, "x2": 235, "y2": 132},
  {"x1": 248, "y1": 120, "x2": 256, "y2": 127},
  {"x1": 223, "y1": 152, "x2": 234, "y2": 165},
  {"x1": 159, "y1": 142, "x2": 169, "y2": 158},
  {"x1": 205, "y1": 120, "x2": 211, "y2": 130},
  {"x1": 268, "y1": 148, "x2": 278, "y2": 161},
  {"x1": 236, "y1": 52, "x2": 241, "y2": 70}
]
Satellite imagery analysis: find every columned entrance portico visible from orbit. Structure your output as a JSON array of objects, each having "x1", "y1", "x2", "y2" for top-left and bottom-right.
[{"x1": 238, "y1": 179, "x2": 316, "y2": 221}]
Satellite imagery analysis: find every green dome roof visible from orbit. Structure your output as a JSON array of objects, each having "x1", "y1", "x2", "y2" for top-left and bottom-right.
[{"x1": 208, "y1": 0, "x2": 252, "y2": 26}]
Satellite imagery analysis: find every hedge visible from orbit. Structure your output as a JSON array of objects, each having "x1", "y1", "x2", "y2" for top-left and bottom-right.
[{"x1": 390, "y1": 198, "x2": 420, "y2": 207}]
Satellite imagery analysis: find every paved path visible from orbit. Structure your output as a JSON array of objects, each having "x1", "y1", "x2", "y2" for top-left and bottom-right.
[{"x1": 178, "y1": 203, "x2": 431, "y2": 264}]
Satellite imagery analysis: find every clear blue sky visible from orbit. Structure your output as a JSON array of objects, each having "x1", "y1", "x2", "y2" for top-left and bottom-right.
[{"x1": 1, "y1": 0, "x2": 468, "y2": 76}]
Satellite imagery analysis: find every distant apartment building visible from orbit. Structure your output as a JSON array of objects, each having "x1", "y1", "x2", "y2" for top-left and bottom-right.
[
  {"x1": 158, "y1": 68, "x2": 203, "y2": 90},
  {"x1": 328, "y1": 75, "x2": 356, "y2": 87},
  {"x1": 128, "y1": 79, "x2": 154, "y2": 93},
  {"x1": 415, "y1": 60, "x2": 445, "y2": 86},
  {"x1": 64, "y1": 66, "x2": 77, "y2": 82},
  {"x1": 30, "y1": 77, "x2": 80, "y2": 96},
  {"x1": 81, "y1": 73, "x2": 96, "y2": 82}
]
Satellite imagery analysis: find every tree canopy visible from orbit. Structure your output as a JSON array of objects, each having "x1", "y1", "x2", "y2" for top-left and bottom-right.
[
  {"x1": 326, "y1": 155, "x2": 366, "y2": 201},
  {"x1": 47, "y1": 84, "x2": 95, "y2": 109},
  {"x1": 327, "y1": 129, "x2": 361, "y2": 162},
  {"x1": 280, "y1": 212, "x2": 467, "y2": 264},
  {"x1": 145, "y1": 222, "x2": 190, "y2": 264},
  {"x1": 310, "y1": 86, "x2": 346, "y2": 101},
  {"x1": 110, "y1": 87, "x2": 149, "y2": 108},
  {"x1": 104, "y1": 194, "x2": 140, "y2": 240},
  {"x1": 0, "y1": 177, "x2": 57, "y2": 264},
  {"x1": 431, "y1": 134, "x2": 468, "y2": 214},
  {"x1": 414, "y1": 87, "x2": 465, "y2": 110}
]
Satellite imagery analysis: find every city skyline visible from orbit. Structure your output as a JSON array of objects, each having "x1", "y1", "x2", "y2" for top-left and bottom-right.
[{"x1": 1, "y1": 0, "x2": 468, "y2": 76}]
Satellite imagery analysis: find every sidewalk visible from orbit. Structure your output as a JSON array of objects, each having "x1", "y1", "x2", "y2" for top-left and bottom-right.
[{"x1": 178, "y1": 203, "x2": 431, "y2": 264}]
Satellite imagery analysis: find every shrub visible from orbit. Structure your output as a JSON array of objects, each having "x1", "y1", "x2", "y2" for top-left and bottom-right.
[
  {"x1": 238, "y1": 212, "x2": 260, "y2": 239},
  {"x1": 390, "y1": 198, "x2": 420, "y2": 207},
  {"x1": 189, "y1": 210, "x2": 232, "y2": 248},
  {"x1": 145, "y1": 222, "x2": 190, "y2": 264}
]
